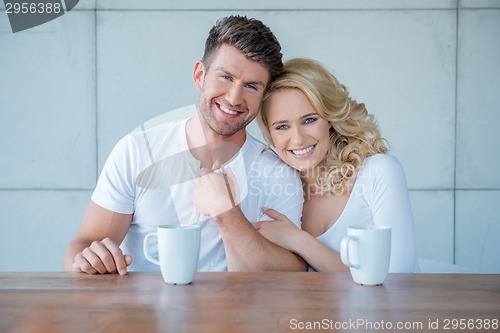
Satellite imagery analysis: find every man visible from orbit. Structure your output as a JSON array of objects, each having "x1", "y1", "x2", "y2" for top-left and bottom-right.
[{"x1": 64, "y1": 15, "x2": 306, "y2": 274}]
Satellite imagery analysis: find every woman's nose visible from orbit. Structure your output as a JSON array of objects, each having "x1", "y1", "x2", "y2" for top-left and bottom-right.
[{"x1": 290, "y1": 127, "x2": 306, "y2": 146}]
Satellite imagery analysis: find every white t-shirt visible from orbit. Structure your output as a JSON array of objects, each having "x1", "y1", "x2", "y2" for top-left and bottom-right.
[
  {"x1": 314, "y1": 154, "x2": 420, "y2": 273},
  {"x1": 91, "y1": 105, "x2": 304, "y2": 272}
]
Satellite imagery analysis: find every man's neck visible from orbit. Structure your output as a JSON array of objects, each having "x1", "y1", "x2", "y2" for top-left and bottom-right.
[{"x1": 186, "y1": 110, "x2": 246, "y2": 169}]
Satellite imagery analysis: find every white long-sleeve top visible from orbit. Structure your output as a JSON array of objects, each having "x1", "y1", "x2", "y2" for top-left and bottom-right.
[{"x1": 314, "y1": 154, "x2": 420, "y2": 273}]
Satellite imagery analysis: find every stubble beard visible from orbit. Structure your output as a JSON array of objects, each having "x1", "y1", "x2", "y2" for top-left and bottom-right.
[{"x1": 199, "y1": 99, "x2": 253, "y2": 137}]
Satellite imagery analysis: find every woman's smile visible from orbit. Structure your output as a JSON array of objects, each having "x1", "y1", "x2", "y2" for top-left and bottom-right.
[
  {"x1": 265, "y1": 88, "x2": 331, "y2": 172},
  {"x1": 289, "y1": 144, "x2": 317, "y2": 157}
]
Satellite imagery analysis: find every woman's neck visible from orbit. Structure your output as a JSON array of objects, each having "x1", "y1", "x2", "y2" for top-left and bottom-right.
[
  {"x1": 300, "y1": 166, "x2": 357, "y2": 199},
  {"x1": 300, "y1": 167, "x2": 323, "y2": 199}
]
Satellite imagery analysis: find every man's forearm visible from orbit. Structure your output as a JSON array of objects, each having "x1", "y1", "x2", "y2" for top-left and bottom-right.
[{"x1": 214, "y1": 207, "x2": 307, "y2": 271}]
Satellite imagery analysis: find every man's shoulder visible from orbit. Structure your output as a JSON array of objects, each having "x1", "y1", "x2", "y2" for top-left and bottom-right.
[
  {"x1": 244, "y1": 135, "x2": 280, "y2": 165},
  {"x1": 243, "y1": 135, "x2": 301, "y2": 180},
  {"x1": 141, "y1": 105, "x2": 196, "y2": 130},
  {"x1": 128, "y1": 105, "x2": 195, "y2": 139}
]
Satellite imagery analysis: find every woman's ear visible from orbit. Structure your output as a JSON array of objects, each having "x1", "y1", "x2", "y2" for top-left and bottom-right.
[{"x1": 193, "y1": 60, "x2": 205, "y2": 92}]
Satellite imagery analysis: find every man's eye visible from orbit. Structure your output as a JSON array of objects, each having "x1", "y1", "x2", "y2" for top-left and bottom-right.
[
  {"x1": 222, "y1": 75, "x2": 231, "y2": 80},
  {"x1": 245, "y1": 84, "x2": 257, "y2": 91}
]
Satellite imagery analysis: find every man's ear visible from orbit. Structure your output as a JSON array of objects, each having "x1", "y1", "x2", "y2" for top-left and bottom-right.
[{"x1": 193, "y1": 61, "x2": 205, "y2": 92}]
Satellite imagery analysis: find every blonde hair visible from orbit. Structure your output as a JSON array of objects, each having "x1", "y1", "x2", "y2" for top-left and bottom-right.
[{"x1": 258, "y1": 58, "x2": 388, "y2": 194}]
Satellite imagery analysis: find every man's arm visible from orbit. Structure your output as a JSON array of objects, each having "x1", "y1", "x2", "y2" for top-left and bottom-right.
[
  {"x1": 214, "y1": 206, "x2": 307, "y2": 271},
  {"x1": 193, "y1": 167, "x2": 307, "y2": 271},
  {"x1": 64, "y1": 201, "x2": 133, "y2": 275}
]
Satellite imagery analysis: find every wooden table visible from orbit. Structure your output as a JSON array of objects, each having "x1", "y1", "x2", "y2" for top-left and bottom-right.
[{"x1": 1, "y1": 272, "x2": 499, "y2": 332}]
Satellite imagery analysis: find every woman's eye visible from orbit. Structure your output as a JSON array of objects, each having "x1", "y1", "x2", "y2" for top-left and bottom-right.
[
  {"x1": 275, "y1": 124, "x2": 289, "y2": 130},
  {"x1": 304, "y1": 117, "x2": 316, "y2": 124}
]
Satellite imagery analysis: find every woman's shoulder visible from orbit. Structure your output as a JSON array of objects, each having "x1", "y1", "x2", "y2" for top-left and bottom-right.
[
  {"x1": 359, "y1": 154, "x2": 407, "y2": 184},
  {"x1": 363, "y1": 153, "x2": 403, "y2": 171}
]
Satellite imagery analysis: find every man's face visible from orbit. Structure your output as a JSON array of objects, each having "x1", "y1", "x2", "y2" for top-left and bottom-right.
[{"x1": 194, "y1": 44, "x2": 270, "y2": 138}]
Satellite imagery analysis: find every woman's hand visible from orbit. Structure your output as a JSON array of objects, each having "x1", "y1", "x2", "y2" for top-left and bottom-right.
[
  {"x1": 255, "y1": 209, "x2": 350, "y2": 273},
  {"x1": 253, "y1": 208, "x2": 301, "y2": 252},
  {"x1": 193, "y1": 166, "x2": 240, "y2": 217}
]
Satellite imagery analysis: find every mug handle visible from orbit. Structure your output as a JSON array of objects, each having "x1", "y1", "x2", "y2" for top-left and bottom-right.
[
  {"x1": 340, "y1": 236, "x2": 360, "y2": 269},
  {"x1": 143, "y1": 232, "x2": 160, "y2": 266}
]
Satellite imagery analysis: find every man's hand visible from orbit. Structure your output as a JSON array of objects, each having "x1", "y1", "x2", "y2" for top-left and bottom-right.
[
  {"x1": 193, "y1": 166, "x2": 240, "y2": 217},
  {"x1": 71, "y1": 238, "x2": 132, "y2": 275}
]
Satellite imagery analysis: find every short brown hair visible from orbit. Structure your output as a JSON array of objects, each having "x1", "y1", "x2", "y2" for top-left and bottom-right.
[{"x1": 203, "y1": 15, "x2": 283, "y2": 80}]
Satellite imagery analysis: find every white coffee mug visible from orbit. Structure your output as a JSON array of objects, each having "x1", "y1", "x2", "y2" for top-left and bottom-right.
[
  {"x1": 340, "y1": 225, "x2": 391, "y2": 286},
  {"x1": 143, "y1": 225, "x2": 201, "y2": 285}
]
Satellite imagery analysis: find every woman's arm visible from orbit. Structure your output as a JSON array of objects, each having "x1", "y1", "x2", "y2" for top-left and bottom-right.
[
  {"x1": 367, "y1": 155, "x2": 418, "y2": 273},
  {"x1": 254, "y1": 208, "x2": 349, "y2": 272}
]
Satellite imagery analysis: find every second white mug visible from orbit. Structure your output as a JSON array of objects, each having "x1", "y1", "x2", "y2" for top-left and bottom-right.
[{"x1": 340, "y1": 225, "x2": 391, "y2": 286}]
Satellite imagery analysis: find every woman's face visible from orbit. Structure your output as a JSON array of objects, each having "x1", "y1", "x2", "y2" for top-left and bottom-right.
[{"x1": 264, "y1": 88, "x2": 331, "y2": 173}]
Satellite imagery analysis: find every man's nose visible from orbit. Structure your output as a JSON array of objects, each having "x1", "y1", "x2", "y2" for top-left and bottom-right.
[{"x1": 226, "y1": 85, "x2": 243, "y2": 106}]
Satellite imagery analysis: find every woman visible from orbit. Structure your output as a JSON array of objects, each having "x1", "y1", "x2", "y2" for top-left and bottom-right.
[{"x1": 255, "y1": 58, "x2": 419, "y2": 273}]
